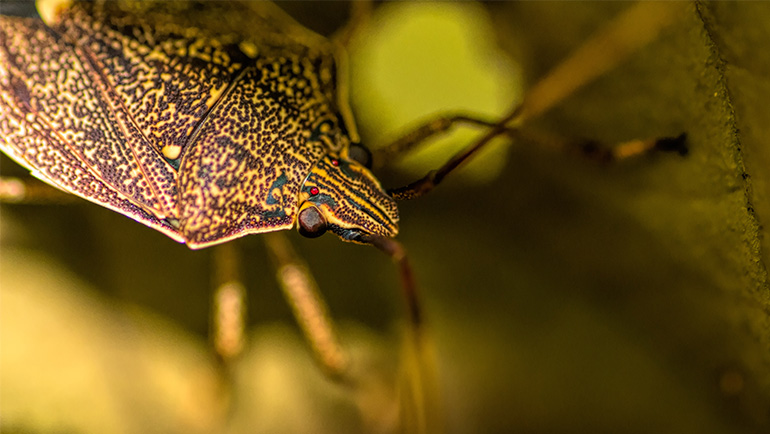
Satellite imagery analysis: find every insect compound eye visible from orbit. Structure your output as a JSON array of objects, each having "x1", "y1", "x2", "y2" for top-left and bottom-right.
[
  {"x1": 298, "y1": 205, "x2": 327, "y2": 238},
  {"x1": 348, "y1": 143, "x2": 372, "y2": 169}
]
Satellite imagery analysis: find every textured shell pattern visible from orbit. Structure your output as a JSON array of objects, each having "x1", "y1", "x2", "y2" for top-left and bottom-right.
[{"x1": 0, "y1": 1, "x2": 350, "y2": 248}]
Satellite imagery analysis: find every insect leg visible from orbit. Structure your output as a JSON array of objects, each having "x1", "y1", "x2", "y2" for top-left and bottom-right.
[
  {"x1": 263, "y1": 232, "x2": 350, "y2": 380},
  {"x1": 359, "y1": 234, "x2": 421, "y2": 330},
  {"x1": 514, "y1": 128, "x2": 689, "y2": 164},
  {"x1": 386, "y1": 117, "x2": 513, "y2": 200},
  {"x1": 386, "y1": 119, "x2": 688, "y2": 201},
  {"x1": 211, "y1": 242, "x2": 246, "y2": 364},
  {"x1": 370, "y1": 112, "x2": 685, "y2": 178},
  {"x1": 359, "y1": 233, "x2": 441, "y2": 433},
  {"x1": 371, "y1": 114, "x2": 513, "y2": 170}
]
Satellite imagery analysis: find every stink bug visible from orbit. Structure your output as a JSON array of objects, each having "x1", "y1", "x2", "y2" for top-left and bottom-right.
[
  {"x1": 0, "y1": 1, "x2": 695, "y2": 432},
  {"x1": 1, "y1": 1, "x2": 394, "y2": 248}
]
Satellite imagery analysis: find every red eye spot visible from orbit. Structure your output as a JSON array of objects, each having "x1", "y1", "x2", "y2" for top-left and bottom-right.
[
  {"x1": 310, "y1": 187, "x2": 319, "y2": 196},
  {"x1": 331, "y1": 159, "x2": 339, "y2": 166}
]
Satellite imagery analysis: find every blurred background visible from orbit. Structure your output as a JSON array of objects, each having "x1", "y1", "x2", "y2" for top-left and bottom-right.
[{"x1": 2, "y1": 1, "x2": 770, "y2": 433}]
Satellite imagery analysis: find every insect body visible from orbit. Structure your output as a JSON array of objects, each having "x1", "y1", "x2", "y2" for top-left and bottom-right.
[{"x1": 0, "y1": 1, "x2": 395, "y2": 249}]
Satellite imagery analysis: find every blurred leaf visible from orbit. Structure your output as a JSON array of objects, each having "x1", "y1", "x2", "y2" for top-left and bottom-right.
[
  {"x1": 0, "y1": 247, "x2": 222, "y2": 434},
  {"x1": 3, "y1": 2, "x2": 770, "y2": 434}
]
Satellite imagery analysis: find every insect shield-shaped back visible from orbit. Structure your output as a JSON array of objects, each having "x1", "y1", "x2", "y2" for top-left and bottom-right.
[
  {"x1": 0, "y1": 1, "x2": 357, "y2": 249},
  {"x1": 298, "y1": 152, "x2": 399, "y2": 243}
]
